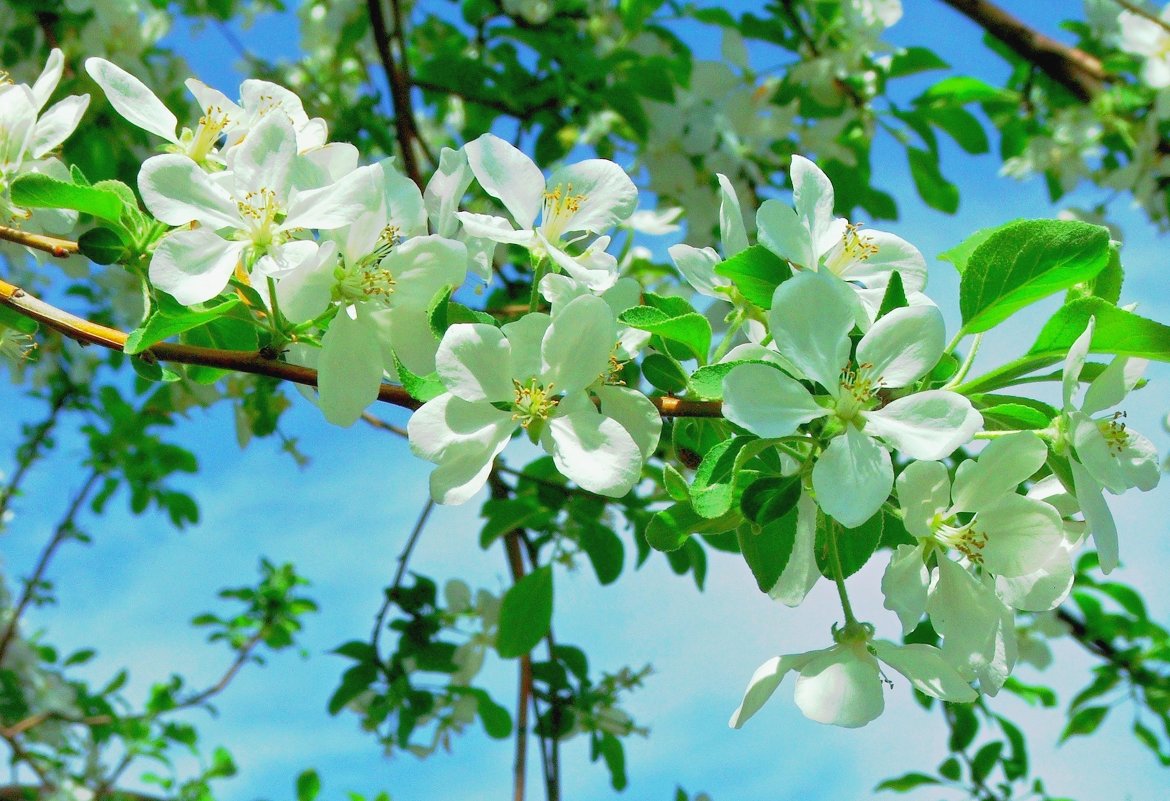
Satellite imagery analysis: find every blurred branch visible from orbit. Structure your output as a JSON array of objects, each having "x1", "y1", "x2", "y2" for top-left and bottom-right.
[
  {"x1": 366, "y1": 0, "x2": 428, "y2": 186},
  {"x1": 0, "y1": 225, "x2": 79, "y2": 257},
  {"x1": 0, "y1": 382, "x2": 76, "y2": 527},
  {"x1": 938, "y1": 0, "x2": 1105, "y2": 102},
  {"x1": 372, "y1": 497, "x2": 435, "y2": 656}
]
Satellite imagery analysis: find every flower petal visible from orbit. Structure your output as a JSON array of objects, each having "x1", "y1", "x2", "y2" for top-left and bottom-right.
[
  {"x1": 1062, "y1": 317, "x2": 1094, "y2": 408},
  {"x1": 540, "y1": 295, "x2": 615, "y2": 393},
  {"x1": 318, "y1": 307, "x2": 385, "y2": 427},
  {"x1": 790, "y1": 155, "x2": 836, "y2": 246},
  {"x1": 669, "y1": 243, "x2": 729, "y2": 299},
  {"x1": 881, "y1": 543, "x2": 930, "y2": 635},
  {"x1": 425, "y1": 146, "x2": 475, "y2": 236},
  {"x1": 768, "y1": 489, "x2": 822, "y2": 607},
  {"x1": 728, "y1": 653, "x2": 815, "y2": 729},
  {"x1": 408, "y1": 394, "x2": 514, "y2": 505},
  {"x1": 594, "y1": 384, "x2": 662, "y2": 461},
  {"x1": 85, "y1": 57, "x2": 178, "y2": 143},
  {"x1": 722, "y1": 363, "x2": 827, "y2": 438},
  {"x1": 872, "y1": 641, "x2": 977, "y2": 703},
  {"x1": 812, "y1": 427, "x2": 892, "y2": 528},
  {"x1": 138, "y1": 154, "x2": 241, "y2": 229},
  {"x1": 794, "y1": 643, "x2": 884, "y2": 728},
  {"x1": 895, "y1": 460, "x2": 951, "y2": 540},
  {"x1": 1070, "y1": 457, "x2": 1119, "y2": 573},
  {"x1": 230, "y1": 112, "x2": 296, "y2": 200},
  {"x1": 464, "y1": 133, "x2": 544, "y2": 228},
  {"x1": 928, "y1": 556, "x2": 1017, "y2": 695},
  {"x1": 384, "y1": 235, "x2": 469, "y2": 307},
  {"x1": 149, "y1": 230, "x2": 244, "y2": 306},
  {"x1": 977, "y1": 495, "x2": 1066, "y2": 578},
  {"x1": 1082, "y1": 355, "x2": 1146, "y2": 415},
  {"x1": 768, "y1": 270, "x2": 858, "y2": 391},
  {"x1": 995, "y1": 543, "x2": 1074, "y2": 612},
  {"x1": 717, "y1": 173, "x2": 749, "y2": 257},
  {"x1": 544, "y1": 159, "x2": 637, "y2": 234},
  {"x1": 757, "y1": 198, "x2": 814, "y2": 269},
  {"x1": 864, "y1": 390, "x2": 982, "y2": 460},
  {"x1": 436, "y1": 324, "x2": 516, "y2": 403},
  {"x1": 950, "y1": 431, "x2": 1047, "y2": 512},
  {"x1": 30, "y1": 49, "x2": 64, "y2": 111},
  {"x1": 501, "y1": 313, "x2": 552, "y2": 382},
  {"x1": 543, "y1": 400, "x2": 642, "y2": 496},
  {"x1": 30, "y1": 95, "x2": 90, "y2": 159},
  {"x1": 854, "y1": 304, "x2": 944, "y2": 388},
  {"x1": 274, "y1": 240, "x2": 337, "y2": 322}
]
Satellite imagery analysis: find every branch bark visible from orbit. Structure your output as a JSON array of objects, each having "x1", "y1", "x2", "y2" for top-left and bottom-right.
[
  {"x1": 366, "y1": 0, "x2": 426, "y2": 187},
  {"x1": 938, "y1": 0, "x2": 1106, "y2": 102}
]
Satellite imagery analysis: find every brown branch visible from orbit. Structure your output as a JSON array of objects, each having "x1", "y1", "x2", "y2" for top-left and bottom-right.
[
  {"x1": 0, "y1": 786, "x2": 163, "y2": 801},
  {"x1": 0, "y1": 275, "x2": 723, "y2": 418},
  {"x1": 0, "y1": 470, "x2": 100, "y2": 664},
  {"x1": 0, "y1": 384, "x2": 75, "y2": 526},
  {"x1": 366, "y1": 0, "x2": 425, "y2": 187},
  {"x1": 360, "y1": 412, "x2": 408, "y2": 438},
  {"x1": 372, "y1": 496, "x2": 435, "y2": 656},
  {"x1": 938, "y1": 0, "x2": 1106, "y2": 102},
  {"x1": 0, "y1": 225, "x2": 79, "y2": 258}
]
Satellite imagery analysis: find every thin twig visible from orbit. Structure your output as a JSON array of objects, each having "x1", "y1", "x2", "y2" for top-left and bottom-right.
[
  {"x1": 0, "y1": 275, "x2": 724, "y2": 419},
  {"x1": 372, "y1": 497, "x2": 435, "y2": 654},
  {"x1": 0, "y1": 225, "x2": 78, "y2": 257},
  {"x1": 360, "y1": 412, "x2": 408, "y2": 438},
  {"x1": 366, "y1": 0, "x2": 425, "y2": 186},
  {"x1": 0, "y1": 384, "x2": 75, "y2": 527},
  {"x1": 0, "y1": 470, "x2": 100, "y2": 664}
]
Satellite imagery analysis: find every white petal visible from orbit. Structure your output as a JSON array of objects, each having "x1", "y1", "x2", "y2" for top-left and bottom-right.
[
  {"x1": 977, "y1": 495, "x2": 1066, "y2": 578},
  {"x1": 812, "y1": 427, "x2": 892, "y2": 528},
  {"x1": 30, "y1": 95, "x2": 90, "y2": 159},
  {"x1": 929, "y1": 557, "x2": 1017, "y2": 695},
  {"x1": 1117, "y1": 429, "x2": 1160, "y2": 492},
  {"x1": 544, "y1": 159, "x2": 637, "y2": 234},
  {"x1": 273, "y1": 240, "x2": 337, "y2": 322},
  {"x1": 768, "y1": 489, "x2": 821, "y2": 606},
  {"x1": 854, "y1": 305, "x2": 944, "y2": 388},
  {"x1": 837, "y1": 230, "x2": 927, "y2": 293},
  {"x1": 793, "y1": 642, "x2": 884, "y2": 728},
  {"x1": 436, "y1": 324, "x2": 515, "y2": 403},
  {"x1": 722, "y1": 363, "x2": 827, "y2": 438},
  {"x1": 254, "y1": 239, "x2": 319, "y2": 279},
  {"x1": 407, "y1": 394, "x2": 514, "y2": 505},
  {"x1": 318, "y1": 307, "x2": 385, "y2": 427},
  {"x1": 544, "y1": 402, "x2": 642, "y2": 496},
  {"x1": 669, "y1": 243, "x2": 729, "y2": 299},
  {"x1": 881, "y1": 543, "x2": 930, "y2": 635},
  {"x1": 872, "y1": 641, "x2": 977, "y2": 703},
  {"x1": 30, "y1": 49, "x2": 64, "y2": 111},
  {"x1": 1070, "y1": 458, "x2": 1119, "y2": 573},
  {"x1": 1070, "y1": 410, "x2": 1127, "y2": 494},
  {"x1": 454, "y1": 211, "x2": 533, "y2": 245},
  {"x1": 149, "y1": 230, "x2": 244, "y2": 306},
  {"x1": 995, "y1": 543, "x2": 1074, "y2": 612},
  {"x1": 138, "y1": 154, "x2": 241, "y2": 229},
  {"x1": 768, "y1": 271, "x2": 858, "y2": 391},
  {"x1": 716, "y1": 173, "x2": 749, "y2": 257},
  {"x1": 384, "y1": 235, "x2": 469, "y2": 307},
  {"x1": 239, "y1": 79, "x2": 311, "y2": 128},
  {"x1": 464, "y1": 133, "x2": 544, "y2": 228},
  {"x1": 542, "y1": 235, "x2": 620, "y2": 292},
  {"x1": 594, "y1": 384, "x2": 662, "y2": 461},
  {"x1": 386, "y1": 306, "x2": 440, "y2": 377},
  {"x1": 790, "y1": 155, "x2": 836, "y2": 246},
  {"x1": 230, "y1": 112, "x2": 296, "y2": 200},
  {"x1": 286, "y1": 161, "x2": 382, "y2": 231},
  {"x1": 757, "y1": 198, "x2": 814, "y2": 268},
  {"x1": 501, "y1": 313, "x2": 552, "y2": 381},
  {"x1": 728, "y1": 653, "x2": 815, "y2": 728},
  {"x1": 864, "y1": 391, "x2": 982, "y2": 460},
  {"x1": 1082, "y1": 355, "x2": 1145, "y2": 415},
  {"x1": 1062, "y1": 317, "x2": 1094, "y2": 408},
  {"x1": 381, "y1": 160, "x2": 428, "y2": 235},
  {"x1": 85, "y1": 57, "x2": 178, "y2": 142},
  {"x1": 425, "y1": 146, "x2": 475, "y2": 236},
  {"x1": 540, "y1": 295, "x2": 615, "y2": 393},
  {"x1": 895, "y1": 460, "x2": 951, "y2": 540},
  {"x1": 950, "y1": 431, "x2": 1047, "y2": 512}
]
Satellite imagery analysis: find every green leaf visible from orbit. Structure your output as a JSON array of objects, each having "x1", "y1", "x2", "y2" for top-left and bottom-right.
[
  {"x1": 979, "y1": 403, "x2": 1052, "y2": 431},
  {"x1": 712, "y1": 244, "x2": 792, "y2": 309},
  {"x1": 922, "y1": 75, "x2": 1010, "y2": 104},
  {"x1": 641, "y1": 352, "x2": 689, "y2": 393},
  {"x1": 875, "y1": 772, "x2": 941, "y2": 793},
  {"x1": 939, "y1": 225, "x2": 1000, "y2": 274},
  {"x1": 130, "y1": 354, "x2": 181, "y2": 383},
  {"x1": 596, "y1": 732, "x2": 628, "y2": 791},
  {"x1": 1067, "y1": 243, "x2": 1122, "y2": 304},
  {"x1": 930, "y1": 107, "x2": 989, "y2": 154},
  {"x1": 737, "y1": 510, "x2": 798, "y2": 593},
  {"x1": 464, "y1": 687, "x2": 512, "y2": 739},
  {"x1": 815, "y1": 511, "x2": 884, "y2": 579},
  {"x1": 0, "y1": 304, "x2": 38, "y2": 335},
  {"x1": 296, "y1": 770, "x2": 321, "y2": 801},
  {"x1": 78, "y1": 227, "x2": 129, "y2": 265},
  {"x1": 619, "y1": 305, "x2": 711, "y2": 363},
  {"x1": 688, "y1": 359, "x2": 777, "y2": 401},
  {"x1": 580, "y1": 523, "x2": 624, "y2": 586},
  {"x1": 960, "y1": 220, "x2": 1111, "y2": 333},
  {"x1": 1060, "y1": 705, "x2": 1108, "y2": 742},
  {"x1": 888, "y1": 47, "x2": 949, "y2": 78},
  {"x1": 662, "y1": 463, "x2": 689, "y2": 502},
  {"x1": 876, "y1": 270, "x2": 908, "y2": 319},
  {"x1": 10, "y1": 173, "x2": 126, "y2": 223},
  {"x1": 125, "y1": 295, "x2": 241, "y2": 355},
  {"x1": 1029, "y1": 297, "x2": 1170, "y2": 361},
  {"x1": 907, "y1": 147, "x2": 959, "y2": 213},
  {"x1": 427, "y1": 284, "x2": 496, "y2": 339},
  {"x1": 645, "y1": 502, "x2": 739, "y2": 551},
  {"x1": 496, "y1": 566, "x2": 553, "y2": 658},
  {"x1": 392, "y1": 350, "x2": 445, "y2": 403},
  {"x1": 948, "y1": 700, "x2": 979, "y2": 751},
  {"x1": 179, "y1": 313, "x2": 260, "y2": 383},
  {"x1": 971, "y1": 741, "x2": 1003, "y2": 784},
  {"x1": 739, "y1": 475, "x2": 801, "y2": 524}
]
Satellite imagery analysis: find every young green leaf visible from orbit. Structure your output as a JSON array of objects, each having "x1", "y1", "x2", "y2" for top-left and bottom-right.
[{"x1": 496, "y1": 566, "x2": 553, "y2": 658}]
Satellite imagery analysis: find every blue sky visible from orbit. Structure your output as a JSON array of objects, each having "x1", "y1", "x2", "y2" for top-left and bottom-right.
[{"x1": 2, "y1": 2, "x2": 1169, "y2": 800}]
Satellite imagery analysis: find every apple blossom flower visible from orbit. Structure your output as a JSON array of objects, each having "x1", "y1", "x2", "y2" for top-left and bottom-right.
[
  {"x1": 756, "y1": 155, "x2": 926, "y2": 320},
  {"x1": 0, "y1": 49, "x2": 90, "y2": 229},
  {"x1": 722, "y1": 270, "x2": 982, "y2": 527},
  {"x1": 422, "y1": 146, "x2": 497, "y2": 281},
  {"x1": 140, "y1": 113, "x2": 377, "y2": 305},
  {"x1": 408, "y1": 295, "x2": 659, "y2": 503},
  {"x1": 729, "y1": 621, "x2": 975, "y2": 729},
  {"x1": 86, "y1": 56, "x2": 328, "y2": 166},
  {"x1": 454, "y1": 133, "x2": 637, "y2": 292},
  {"x1": 1119, "y1": 5, "x2": 1170, "y2": 88},
  {"x1": 1058, "y1": 317, "x2": 1160, "y2": 573}
]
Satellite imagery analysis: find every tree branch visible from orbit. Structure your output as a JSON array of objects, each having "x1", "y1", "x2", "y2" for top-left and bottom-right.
[
  {"x1": 366, "y1": 0, "x2": 426, "y2": 187},
  {"x1": 938, "y1": 0, "x2": 1106, "y2": 102},
  {"x1": 0, "y1": 275, "x2": 724, "y2": 418},
  {"x1": 372, "y1": 496, "x2": 434, "y2": 657},
  {"x1": 0, "y1": 225, "x2": 79, "y2": 258},
  {"x1": 0, "y1": 382, "x2": 76, "y2": 527}
]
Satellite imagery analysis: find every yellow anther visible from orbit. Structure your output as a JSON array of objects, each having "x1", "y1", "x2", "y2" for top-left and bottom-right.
[
  {"x1": 1098, "y1": 410, "x2": 1130, "y2": 456},
  {"x1": 512, "y1": 378, "x2": 559, "y2": 428}
]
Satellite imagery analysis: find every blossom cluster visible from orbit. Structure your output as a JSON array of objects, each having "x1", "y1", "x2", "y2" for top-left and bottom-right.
[{"x1": 4, "y1": 49, "x2": 1162, "y2": 733}]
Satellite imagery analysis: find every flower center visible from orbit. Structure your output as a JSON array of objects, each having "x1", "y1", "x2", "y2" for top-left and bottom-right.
[
  {"x1": 1097, "y1": 410, "x2": 1129, "y2": 456},
  {"x1": 930, "y1": 514, "x2": 988, "y2": 566},
  {"x1": 333, "y1": 226, "x2": 401, "y2": 306},
  {"x1": 835, "y1": 361, "x2": 880, "y2": 423},
  {"x1": 541, "y1": 182, "x2": 586, "y2": 243},
  {"x1": 186, "y1": 105, "x2": 232, "y2": 163},
  {"x1": 236, "y1": 188, "x2": 283, "y2": 244},
  {"x1": 512, "y1": 378, "x2": 559, "y2": 428},
  {"x1": 0, "y1": 327, "x2": 35, "y2": 362},
  {"x1": 823, "y1": 223, "x2": 878, "y2": 276}
]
